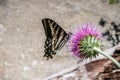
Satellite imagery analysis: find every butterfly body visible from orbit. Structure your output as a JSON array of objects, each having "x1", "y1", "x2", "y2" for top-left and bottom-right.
[{"x1": 42, "y1": 18, "x2": 69, "y2": 60}]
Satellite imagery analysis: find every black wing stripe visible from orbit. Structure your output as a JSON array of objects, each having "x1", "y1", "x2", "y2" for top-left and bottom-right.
[
  {"x1": 55, "y1": 31, "x2": 67, "y2": 50},
  {"x1": 56, "y1": 40, "x2": 66, "y2": 50},
  {"x1": 51, "y1": 21, "x2": 62, "y2": 50},
  {"x1": 42, "y1": 19, "x2": 47, "y2": 36},
  {"x1": 58, "y1": 38, "x2": 67, "y2": 50},
  {"x1": 42, "y1": 19, "x2": 52, "y2": 37},
  {"x1": 54, "y1": 27, "x2": 62, "y2": 46},
  {"x1": 54, "y1": 28, "x2": 64, "y2": 49},
  {"x1": 54, "y1": 24, "x2": 58, "y2": 31}
]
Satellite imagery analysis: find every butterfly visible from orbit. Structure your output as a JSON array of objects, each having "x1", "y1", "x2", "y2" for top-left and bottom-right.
[{"x1": 42, "y1": 18, "x2": 70, "y2": 60}]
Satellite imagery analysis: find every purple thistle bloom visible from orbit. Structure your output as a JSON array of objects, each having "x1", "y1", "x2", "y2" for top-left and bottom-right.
[{"x1": 68, "y1": 23, "x2": 102, "y2": 60}]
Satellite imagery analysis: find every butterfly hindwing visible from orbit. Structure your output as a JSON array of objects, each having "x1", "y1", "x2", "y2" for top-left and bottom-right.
[{"x1": 42, "y1": 18, "x2": 69, "y2": 60}]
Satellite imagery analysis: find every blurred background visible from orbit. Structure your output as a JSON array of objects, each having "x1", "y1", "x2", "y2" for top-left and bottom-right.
[{"x1": 0, "y1": 0, "x2": 120, "y2": 80}]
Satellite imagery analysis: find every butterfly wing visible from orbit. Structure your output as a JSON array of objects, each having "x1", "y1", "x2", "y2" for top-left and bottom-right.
[{"x1": 42, "y1": 18, "x2": 69, "y2": 60}]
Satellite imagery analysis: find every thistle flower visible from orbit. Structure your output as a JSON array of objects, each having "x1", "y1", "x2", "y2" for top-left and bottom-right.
[
  {"x1": 68, "y1": 23, "x2": 102, "y2": 60},
  {"x1": 68, "y1": 23, "x2": 120, "y2": 68}
]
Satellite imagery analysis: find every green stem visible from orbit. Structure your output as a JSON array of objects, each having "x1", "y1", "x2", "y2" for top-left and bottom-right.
[{"x1": 93, "y1": 47, "x2": 120, "y2": 68}]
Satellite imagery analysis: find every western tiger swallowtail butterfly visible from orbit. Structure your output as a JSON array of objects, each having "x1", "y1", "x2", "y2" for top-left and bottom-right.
[{"x1": 42, "y1": 18, "x2": 70, "y2": 60}]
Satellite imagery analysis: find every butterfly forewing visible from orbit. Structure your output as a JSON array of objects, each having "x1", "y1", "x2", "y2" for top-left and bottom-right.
[{"x1": 42, "y1": 18, "x2": 68, "y2": 60}]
